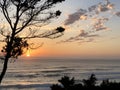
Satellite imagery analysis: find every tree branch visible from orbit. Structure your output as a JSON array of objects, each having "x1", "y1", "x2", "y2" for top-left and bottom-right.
[
  {"x1": 15, "y1": 15, "x2": 33, "y2": 34},
  {"x1": 2, "y1": 0, "x2": 13, "y2": 30}
]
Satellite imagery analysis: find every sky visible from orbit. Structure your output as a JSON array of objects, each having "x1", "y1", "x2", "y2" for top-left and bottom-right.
[{"x1": 0, "y1": 0, "x2": 120, "y2": 59}]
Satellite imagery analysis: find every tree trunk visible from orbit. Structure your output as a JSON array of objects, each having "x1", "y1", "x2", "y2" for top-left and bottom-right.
[
  {"x1": 0, "y1": 32, "x2": 14, "y2": 84},
  {"x1": 0, "y1": 57, "x2": 9, "y2": 84}
]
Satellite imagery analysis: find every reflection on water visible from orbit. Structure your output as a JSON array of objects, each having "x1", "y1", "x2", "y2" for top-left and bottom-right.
[{"x1": 0, "y1": 58, "x2": 120, "y2": 89}]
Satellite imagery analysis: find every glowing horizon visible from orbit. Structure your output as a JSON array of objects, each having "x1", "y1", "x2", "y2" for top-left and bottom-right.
[{"x1": 0, "y1": 0, "x2": 120, "y2": 59}]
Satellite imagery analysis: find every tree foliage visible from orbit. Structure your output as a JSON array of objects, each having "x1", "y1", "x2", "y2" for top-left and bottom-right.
[
  {"x1": 1, "y1": 36, "x2": 29, "y2": 58},
  {"x1": 0, "y1": 0, "x2": 65, "y2": 60},
  {"x1": 0, "y1": 0, "x2": 65, "y2": 84},
  {"x1": 58, "y1": 76, "x2": 75, "y2": 88},
  {"x1": 82, "y1": 74, "x2": 97, "y2": 87},
  {"x1": 51, "y1": 74, "x2": 120, "y2": 90}
]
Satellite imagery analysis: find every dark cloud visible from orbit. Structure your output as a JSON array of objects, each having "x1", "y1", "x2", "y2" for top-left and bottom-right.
[
  {"x1": 97, "y1": 0, "x2": 114, "y2": 13},
  {"x1": 61, "y1": 0, "x2": 116, "y2": 43},
  {"x1": 88, "y1": 5, "x2": 97, "y2": 12},
  {"x1": 64, "y1": 9, "x2": 87, "y2": 25},
  {"x1": 58, "y1": 30, "x2": 99, "y2": 43},
  {"x1": 88, "y1": 0, "x2": 114, "y2": 14},
  {"x1": 115, "y1": 12, "x2": 120, "y2": 17},
  {"x1": 78, "y1": 30, "x2": 99, "y2": 37},
  {"x1": 64, "y1": 0, "x2": 114, "y2": 26}
]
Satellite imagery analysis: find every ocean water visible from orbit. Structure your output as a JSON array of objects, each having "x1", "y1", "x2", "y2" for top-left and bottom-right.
[{"x1": 0, "y1": 58, "x2": 120, "y2": 90}]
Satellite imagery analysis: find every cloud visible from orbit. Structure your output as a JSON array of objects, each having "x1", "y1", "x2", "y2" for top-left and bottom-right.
[
  {"x1": 78, "y1": 30, "x2": 99, "y2": 37},
  {"x1": 64, "y1": 0, "x2": 114, "y2": 26},
  {"x1": 80, "y1": 15, "x2": 87, "y2": 20},
  {"x1": 78, "y1": 38, "x2": 95, "y2": 44},
  {"x1": 88, "y1": 5, "x2": 97, "y2": 12},
  {"x1": 64, "y1": 9, "x2": 87, "y2": 25},
  {"x1": 97, "y1": 0, "x2": 114, "y2": 13},
  {"x1": 60, "y1": 0, "x2": 116, "y2": 44},
  {"x1": 92, "y1": 17, "x2": 109, "y2": 31},
  {"x1": 115, "y1": 12, "x2": 120, "y2": 17},
  {"x1": 88, "y1": 0, "x2": 114, "y2": 15},
  {"x1": 58, "y1": 30, "x2": 99, "y2": 43}
]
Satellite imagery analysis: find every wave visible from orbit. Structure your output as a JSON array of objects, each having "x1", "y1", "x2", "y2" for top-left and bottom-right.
[
  {"x1": 41, "y1": 69, "x2": 64, "y2": 73},
  {"x1": 41, "y1": 68, "x2": 75, "y2": 73},
  {"x1": 0, "y1": 84, "x2": 51, "y2": 90},
  {"x1": 44, "y1": 73, "x2": 61, "y2": 77},
  {"x1": 15, "y1": 74, "x2": 38, "y2": 78}
]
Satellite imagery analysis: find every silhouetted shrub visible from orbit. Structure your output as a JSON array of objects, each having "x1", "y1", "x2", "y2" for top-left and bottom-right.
[
  {"x1": 100, "y1": 79, "x2": 120, "y2": 89},
  {"x1": 82, "y1": 74, "x2": 97, "y2": 87},
  {"x1": 51, "y1": 74, "x2": 120, "y2": 90},
  {"x1": 100, "y1": 79, "x2": 110, "y2": 87},
  {"x1": 58, "y1": 76, "x2": 75, "y2": 88},
  {"x1": 51, "y1": 84, "x2": 63, "y2": 90}
]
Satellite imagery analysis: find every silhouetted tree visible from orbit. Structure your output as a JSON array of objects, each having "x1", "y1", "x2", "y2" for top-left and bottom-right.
[
  {"x1": 51, "y1": 76, "x2": 75, "y2": 90},
  {"x1": 58, "y1": 76, "x2": 75, "y2": 88},
  {"x1": 100, "y1": 79, "x2": 120, "y2": 89},
  {"x1": 82, "y1": 74, "x2": 97, "y2": 87},
  {"x1": 100, "y1": 79, "x2": 110, "y2": 87},
  {"x1": 51, "y1": 74, "x2": 120, "y2": 90},
  {"x1": 0, "y1": 0, "x2": 65, "y2": 84},
  {"x1": 51, "y1": 84, "x2": 63, "y2": 90}
]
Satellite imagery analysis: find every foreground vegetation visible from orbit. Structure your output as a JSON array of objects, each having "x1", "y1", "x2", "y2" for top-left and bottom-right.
[{"x1": 51, "y1": 74, "x2": 120, "y2": 90}]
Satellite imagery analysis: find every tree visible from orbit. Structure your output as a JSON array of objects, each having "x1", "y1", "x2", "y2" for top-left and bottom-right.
[
  {"x1": 58, "y1": 76, "x2": 75, "y2": 88},
  {"x1": 82, "y1": 74, "x2": 97, "y2": 87},
  {"x1": 0, "y1": 0, "x2": 65, "y2": 84}
]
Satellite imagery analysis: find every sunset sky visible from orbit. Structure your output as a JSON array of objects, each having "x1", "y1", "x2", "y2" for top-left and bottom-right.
[
  {"x1": 24, "y1": 0, "x2": 120, "y2": 59},
  {"x1": 0, "y1": 0, "x2": 120, "y2": 59}
]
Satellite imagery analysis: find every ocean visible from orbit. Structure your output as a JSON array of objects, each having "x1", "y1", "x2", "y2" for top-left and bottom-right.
[{"x1": 0, "y1": 58, "x2": 120, "y2": 90}]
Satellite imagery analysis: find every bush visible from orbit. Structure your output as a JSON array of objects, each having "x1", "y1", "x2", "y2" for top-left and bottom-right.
[
  {"x1": 82, "y1": 74, "x2": 97, "y2": 87},
  {"x1": 51, "y1": 74, "x2": 120, "y2": 90}
]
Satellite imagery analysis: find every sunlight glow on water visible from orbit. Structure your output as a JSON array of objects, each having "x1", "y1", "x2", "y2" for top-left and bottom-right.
[{"x1": 0, "y1": 58, "x2": 120, "y2": 89}]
